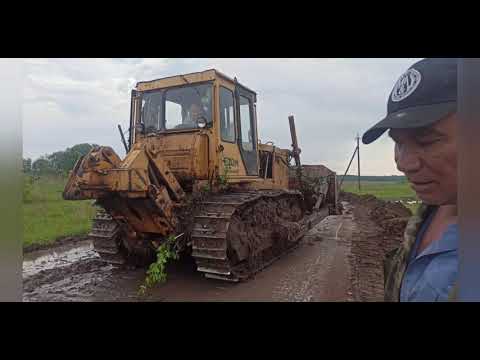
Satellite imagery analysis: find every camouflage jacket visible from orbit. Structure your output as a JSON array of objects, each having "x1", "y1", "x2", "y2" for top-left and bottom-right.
[
  {"x1": 383, "y1": 204, "x2": 433, "y2": 302},
  {"x1": 384, "y1": 204, "x2": 459, "y2": 301}
]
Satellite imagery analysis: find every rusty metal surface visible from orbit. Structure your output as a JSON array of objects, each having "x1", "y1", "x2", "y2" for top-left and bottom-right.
[{"x1": 288, "y1": 115, "x2": 301, "y2": 169}]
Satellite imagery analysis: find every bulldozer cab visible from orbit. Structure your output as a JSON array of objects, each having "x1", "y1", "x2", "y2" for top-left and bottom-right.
[{"x1": 128, "y1": 69, "x2": 274, "y2": 187}]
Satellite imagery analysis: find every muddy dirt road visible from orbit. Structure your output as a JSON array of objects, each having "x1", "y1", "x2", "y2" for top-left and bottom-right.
[{"x1": 23, "y1": 196, "x2": 410, "y2": 302}]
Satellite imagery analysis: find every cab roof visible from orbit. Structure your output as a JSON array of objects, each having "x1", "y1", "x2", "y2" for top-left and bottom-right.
[{"x1": 136, "y1": 69, "x2": 257, "y2": 99}]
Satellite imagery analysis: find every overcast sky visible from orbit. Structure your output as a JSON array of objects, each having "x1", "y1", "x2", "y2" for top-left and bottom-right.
[{"x1": 22, "y1": 58, "x2": 422, "y2": 175}]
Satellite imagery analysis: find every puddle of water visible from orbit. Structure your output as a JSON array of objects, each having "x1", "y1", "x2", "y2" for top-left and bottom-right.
[
  {"x1": 23, "y1": 240, "x2": 99, "y2": 279},
  {"x1": 394, "y1": 200, "x2": 419, "y2": 205},
  {"x1": 306, "y1": 213, "x2": 347, "y2": 242}
]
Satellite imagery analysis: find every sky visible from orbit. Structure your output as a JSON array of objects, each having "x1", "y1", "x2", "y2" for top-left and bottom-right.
[{"x1": 22, "y1": 58, "x2": 422, "y2": 175}]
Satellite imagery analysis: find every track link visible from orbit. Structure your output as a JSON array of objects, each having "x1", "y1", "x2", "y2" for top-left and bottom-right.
[{"x1": 90, "y1": 209, "x2": 125, "y2": 265}]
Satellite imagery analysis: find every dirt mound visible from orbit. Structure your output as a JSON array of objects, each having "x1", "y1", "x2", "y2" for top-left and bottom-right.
[
  {"x1": 340, "y1": 191, "x2": 411, "y2": 237},
  {"x1": 340, "y1": 191, "x2": 412, "y2": 301}
]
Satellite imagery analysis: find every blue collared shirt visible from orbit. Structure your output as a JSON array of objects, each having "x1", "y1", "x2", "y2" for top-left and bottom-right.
[{"x1": 400, "y1": 209, "x2": 458, "y2": 302}]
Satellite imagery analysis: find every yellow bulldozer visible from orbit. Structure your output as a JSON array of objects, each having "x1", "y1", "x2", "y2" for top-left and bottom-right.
[{"x1": 63, "y1": 69, "x2": 338, "y2": 281}]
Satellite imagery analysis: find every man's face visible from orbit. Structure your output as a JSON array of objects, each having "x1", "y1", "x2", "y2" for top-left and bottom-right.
[
  {"x1": 389, "y1": 114, "x2": 457, "y2": 205},
  {"x1": 189, "y1": 103, "x2": 202, "y2": 121}
]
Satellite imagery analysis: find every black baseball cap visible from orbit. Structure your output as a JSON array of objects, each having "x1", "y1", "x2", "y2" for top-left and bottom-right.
[{"x1": 362, "y1": 58, "x2": 458, "y2": 145}]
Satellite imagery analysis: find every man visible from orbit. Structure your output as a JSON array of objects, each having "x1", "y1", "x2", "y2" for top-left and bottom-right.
[
  {"x1": 362, "y1": 58, "x2": 458, "y2": 302},
  {"x1": 183, "y1": 102, "x2": 208, "y2": 127}
]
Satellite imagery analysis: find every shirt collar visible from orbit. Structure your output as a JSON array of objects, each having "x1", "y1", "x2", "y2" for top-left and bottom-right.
[{"x1": 416, "y1": 223, "x2": 458, "y2": 259}]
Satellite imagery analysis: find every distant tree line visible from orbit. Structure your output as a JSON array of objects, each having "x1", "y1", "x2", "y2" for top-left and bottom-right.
[
  {"x1": 23, "y1": 143, "x2": 98, "y2": 177},
  {"x1": 341, "y1": 175, "x2": 407, "y2": 182}
]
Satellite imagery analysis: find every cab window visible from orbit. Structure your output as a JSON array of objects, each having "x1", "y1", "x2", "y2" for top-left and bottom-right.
[
  {"x1": 239, "y1": 95, "x2": 254, "y2": 151},
  {"x1": 219, "y1": 87, "x2": 235, "y2": 142}
]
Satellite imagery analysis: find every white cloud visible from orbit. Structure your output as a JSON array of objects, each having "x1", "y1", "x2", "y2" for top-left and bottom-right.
[{"x1": 23, "y1": 58, "x2": 421, "y2": 175}]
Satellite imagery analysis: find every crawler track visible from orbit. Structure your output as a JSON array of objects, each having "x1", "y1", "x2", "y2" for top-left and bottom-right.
[
  {"x1": 191, "y1": 190, "x2": 328, "y2": 281},
  {"x1": 90, "y1": 209, "x2": 125, "y2": 265},
  {"x1": 90, "y1": 208, "x2": 156, "y2": 267}
]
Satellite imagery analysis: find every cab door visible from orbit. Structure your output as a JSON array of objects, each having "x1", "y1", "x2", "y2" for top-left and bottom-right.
[
  {"x1": 217, "y1": 85, "x2": 243, "y2": 177},
  {"x1": 235, "y1": 85, "x2": 259, "y2": 176}
]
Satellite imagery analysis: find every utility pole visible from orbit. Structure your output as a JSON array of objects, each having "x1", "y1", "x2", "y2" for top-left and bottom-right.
[
  {"x1": 339, "y1": 146, "x2": 358, "y2": 190},
  {"x1": 338, "y1": 135, "x2": 361, "y2": 191},
  {"x1": 356, "y1": 134, "x2": 361, "y2": 192}
]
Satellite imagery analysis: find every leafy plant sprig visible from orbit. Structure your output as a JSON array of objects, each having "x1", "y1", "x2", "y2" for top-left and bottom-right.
[
  {"x1": 218, "y1": 158, "x2": 232, "y2": 188},
  {"x1": 138, "y1": 235, "x2": 179, "y2": 296}
]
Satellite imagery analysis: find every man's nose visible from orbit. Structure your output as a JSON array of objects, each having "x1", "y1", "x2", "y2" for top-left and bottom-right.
[{"x1": 395, "y1": 144, "x2": 422, "y2": 174}]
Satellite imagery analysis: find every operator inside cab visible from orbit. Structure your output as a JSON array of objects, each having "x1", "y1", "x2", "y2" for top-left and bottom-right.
[
  {"x1": 176, "y1": 92, "x2": 211, "y2": 129},
  {"x1": 179, "y1": 103, "x2": 205, "y2": 128}
]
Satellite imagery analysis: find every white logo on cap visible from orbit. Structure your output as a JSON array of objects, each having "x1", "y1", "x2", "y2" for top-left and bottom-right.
[{"x1": 391, "y1": 68, "x2": 422, "y2": 102}]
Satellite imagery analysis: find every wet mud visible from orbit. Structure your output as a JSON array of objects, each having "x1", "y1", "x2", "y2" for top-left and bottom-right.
[{"x1": 23, "y1": 194, "x2": 411, "y2": 302}]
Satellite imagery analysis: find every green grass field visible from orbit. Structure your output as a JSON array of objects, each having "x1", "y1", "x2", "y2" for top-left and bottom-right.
[
  {"x1": 342, "y1": 180, "x2": 416, "y2": 201},
  {"x1": 341, "y1": 180, "x2": 419, "y2": 213},
  {"x1": 23, "y1": 175, "x2": 97, "y2": 248}
]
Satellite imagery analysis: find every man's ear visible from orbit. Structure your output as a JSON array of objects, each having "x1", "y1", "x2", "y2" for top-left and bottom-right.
[{"x1": 394, "y1": 143, "x2": 400, "y2": 164}]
